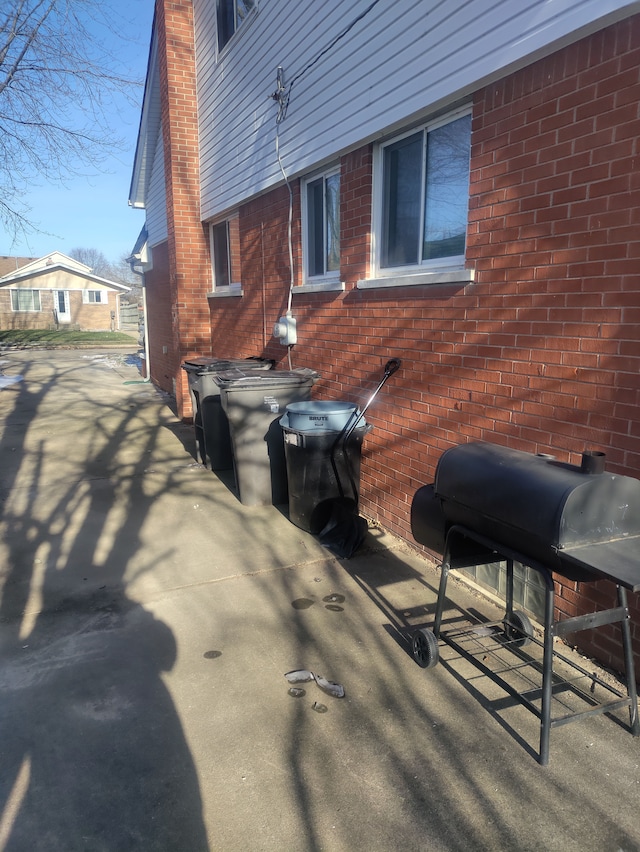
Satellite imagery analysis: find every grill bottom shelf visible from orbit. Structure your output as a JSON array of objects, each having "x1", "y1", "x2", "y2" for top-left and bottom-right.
[{"x1": 411, "y1": 525, "x2": 640, "y2": 765}]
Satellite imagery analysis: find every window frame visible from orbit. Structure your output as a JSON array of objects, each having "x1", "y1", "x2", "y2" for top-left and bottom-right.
[
  {"x1": 371, "y1": 106, "x2": 472, "y2": 282},
  {"x1": 82, "y1": 290, "x2": 107, "y2": 304},
  {"x1": 301, "y1": 165, "x2": 342, "y2": 287},
  {"x1": 216, "y1": 0, "x2": 256, "y2": 54},
  {"x1": 10, "y1": 289, "x2": 41, "y2": 312},
  {"x1": 208, "y1": 215, "x2": 242, "y2": 296}
]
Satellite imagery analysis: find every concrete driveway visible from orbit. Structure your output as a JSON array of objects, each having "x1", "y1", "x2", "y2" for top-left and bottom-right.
[{"x1": 0, "y1": 348, "x2": 639, "y2": 852}]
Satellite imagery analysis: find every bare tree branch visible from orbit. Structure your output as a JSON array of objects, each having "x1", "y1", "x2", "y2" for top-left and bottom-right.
[{"x1": 0, "y1": 0, "x2": 143, "y2": 243}]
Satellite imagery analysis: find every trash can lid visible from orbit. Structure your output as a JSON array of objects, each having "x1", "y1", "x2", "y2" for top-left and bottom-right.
[
  {"x1": 182, "y1": 357, "x2": 218, "y2": 372},
  {"x1": 182, "y1": 357, "x2": 273, "y2": 374},
  {"x1": 214, "y1": 367, "x2": 319, "y2": 389}
]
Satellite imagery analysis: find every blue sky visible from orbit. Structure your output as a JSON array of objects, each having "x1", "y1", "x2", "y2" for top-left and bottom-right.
[{"x1": 0, "y1": 0, "x2": 155, "y2": 264}]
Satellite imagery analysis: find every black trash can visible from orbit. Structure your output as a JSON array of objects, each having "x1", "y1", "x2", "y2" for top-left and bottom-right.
[
  {"x1": 182, "y1": 357, "x2": 219, "y2": 465},
  {"x1": 280, "y1": 405, "x2": 371, "y2": 534},
  {"x1": 181, "y1": 357, "x2": 273, "y2": 469},
  {"x1": 214, "y1": 368, "x2": 319, "y2": 506}
]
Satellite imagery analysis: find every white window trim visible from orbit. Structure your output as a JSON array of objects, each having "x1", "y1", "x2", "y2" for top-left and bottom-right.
[
  {"x1": 357, "y1": 268, "x2": 474, "y2": 290},
  {"x1": 207, "y1": 286, "x2": 243, "y2": 299},
  {"x1": 82, "y1": 290, "x2": 107, "y2": 304},
  {"x1": 301, "y1": 165, "x2": 343, "y2": 289},
  {"x1": 367, "y1": 105, "x2": 473, "y2": 288},
  {"x1": 294, "y1": 281, "x2": 345, "y2": 295},
  {"x1": 208, "y1": 215, "x2": 243, "y2": 297},
  {"x1": 10, "y1": 289, "x2": 41, "y2": 311}
]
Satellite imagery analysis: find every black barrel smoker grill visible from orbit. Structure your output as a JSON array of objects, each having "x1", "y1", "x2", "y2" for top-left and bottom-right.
[{"x1": 410, "y1": 442, "x2": 640, "y2": 765}]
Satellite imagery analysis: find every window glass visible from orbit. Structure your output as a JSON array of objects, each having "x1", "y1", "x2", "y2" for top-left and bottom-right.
[
  {"x1": 211, "y1": 222, "x2": 230, "y2": 287},
  {"x1": 306, "y1": 178, "x2": 324, "y2": 277},
  {"x1": 236, "y1": 0, "x2": 253, "y2": 26},
  {"x1": 380, "y1": 112, "x2": 471, "y2": 271},
  {"x1": 325, "y1": 173, "x2": 340, "y2": 274},
  {"x1": 423, "y1": 114, "x2": 471, "y2": 260},
  {"x1": 304, "y1": 170, "x2": 340, "y2": 280},
  {"x1": 381, "y1": 132, "x2": 423, "y2": 267},
  {"x1": 217, "y1": 0, "x2": 254, "y2": 51},
  {"x1": 11, "y1": 289, "x2": 41, "y2": 311}
]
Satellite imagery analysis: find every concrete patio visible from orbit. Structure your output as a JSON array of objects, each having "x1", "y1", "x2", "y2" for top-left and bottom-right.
[{"x1": 0, "y1": 348, "x2": 638, "y2": 852}]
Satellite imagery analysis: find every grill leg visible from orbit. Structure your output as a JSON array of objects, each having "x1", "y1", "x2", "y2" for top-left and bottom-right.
[
  {"x1": 539, "y1": 577, "x2": 555, "y2": 766},
  {"x1": 618, "y1": 585, "x2": 640, "y2": 736},
  {"x1": 505, "y1": 558, "x2": 514, "y2": 619},
  {"x1": 433, "y1": 562, "x2": 450, "y2": 639}
]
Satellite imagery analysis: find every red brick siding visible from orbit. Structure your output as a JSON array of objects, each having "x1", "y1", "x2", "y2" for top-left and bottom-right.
[
  {"x1": 208, "y1": 184, "x2": 304, "y2": 362},
  {"x1": 467, "y1": 16, "x2": 640, "y2": 670},
  {"x1": 228, "y1": 216, "x2": 241, "y2": 283},
  {"x1": 162, "y1": 13, "x2": 640, "y2": 675},
  {"x1": 156, "y1": 0, "x2": 212, "y2": 415}
]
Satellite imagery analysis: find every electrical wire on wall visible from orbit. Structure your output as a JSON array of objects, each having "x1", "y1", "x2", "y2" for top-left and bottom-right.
[
  {"x1": 269, "y1": 0, "x2": 382, "y2": 369},
  {"x1": 272, "y1": 0, "x2": 382, "y2": 124},
  {"x1": 273, "y1": 67, "x2": 295, "y2": 317}
]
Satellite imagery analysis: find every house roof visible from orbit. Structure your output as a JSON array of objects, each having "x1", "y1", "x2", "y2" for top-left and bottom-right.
[
  {"x1": 129, "y1": 17, "x2": 162, "y2": 209},
  {"x1": 0, "y1": 256, "x2": 38, "y2": 277},
  {"x1": 0, "y1": 252, "x2": 130, "y2": 291}
]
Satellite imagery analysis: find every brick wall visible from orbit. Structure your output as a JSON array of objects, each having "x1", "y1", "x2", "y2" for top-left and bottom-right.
[
  {"x1": 156, "y1": 0, "x2": 212, "y2": 416},
  {"x1": 194, "y1": 16, "x2": 640, "y2": 674},
  {"x1": 0, "y1": 290, "x2": 119, "y2": 331},
  {"x1": 467, "y1": 16, "x2": 640, "y2": 670},
  {"x1": 68, "y1": 292, "x2": 118, "y2": 331},
  {"x1": 0, "y1": 290, "x2": 54, "y2": 329},
  {"x1": 208, "y1": 184, "x2": 303, "y2": 364}
]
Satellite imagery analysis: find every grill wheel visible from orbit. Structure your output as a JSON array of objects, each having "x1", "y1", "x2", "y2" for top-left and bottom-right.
[
  {"x1": 503, "y1": 610, "x2": 534, "y2": 648},
  {"x1": 412, "y1": 628, "x2": 440, "y2": 668}
]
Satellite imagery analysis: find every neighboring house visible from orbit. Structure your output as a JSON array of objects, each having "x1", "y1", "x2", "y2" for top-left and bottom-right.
[
  {"x1": 0, "y1": 257, "x2": 39, "y2": 277},
  {"x1": 0, "y1": 252, "x2": 129, "y2": 331},
  {"x1": 129, "y1": 1, "x2": 640, "y2": 675}
]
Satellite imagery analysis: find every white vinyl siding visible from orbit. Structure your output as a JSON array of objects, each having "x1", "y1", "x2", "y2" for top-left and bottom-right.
[
  {"x1": 194, "y1": 0, "x2": 640, "y2": 221},
  {"x1": 146, "y1": 131, "x2": 168, "y2": 247}
]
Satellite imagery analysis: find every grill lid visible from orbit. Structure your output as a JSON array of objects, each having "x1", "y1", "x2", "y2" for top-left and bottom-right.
[{"x1": 432, "y1": 442, "x2": 640, "y2": 581}]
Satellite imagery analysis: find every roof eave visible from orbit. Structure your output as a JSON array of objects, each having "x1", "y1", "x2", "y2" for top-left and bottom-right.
[{"x1": 129, "y1": 17, "x2": 161, "y2": 209}]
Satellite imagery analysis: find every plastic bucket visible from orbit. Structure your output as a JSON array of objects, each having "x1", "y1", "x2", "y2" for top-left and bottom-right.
[{"x1": 285, "y1": 401, "x2": 358, "y2": 432}]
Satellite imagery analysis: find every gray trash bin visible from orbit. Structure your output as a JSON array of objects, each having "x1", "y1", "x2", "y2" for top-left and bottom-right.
[
  {"x1": 181, "y1": 357, "x2": 273, "y2": 469},
  {"x1": 280, "y1": 403, "x2": 371, "y2": 533},
  {"x1": 182, "y1": 357, "x2": 219, "y2": 465},
  {"x1": 214, "y1": 367, "x2": 319, "y2": 506}
]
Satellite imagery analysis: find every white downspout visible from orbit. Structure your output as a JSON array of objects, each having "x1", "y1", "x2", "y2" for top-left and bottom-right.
[{"x1": 125, "y1": 262, "x2": 151, "y2": 385}]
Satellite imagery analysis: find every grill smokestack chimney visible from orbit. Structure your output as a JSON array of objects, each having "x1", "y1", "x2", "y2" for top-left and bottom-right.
[{"x1": 581, "y1": 450, "x2": 606, "y2": 475}]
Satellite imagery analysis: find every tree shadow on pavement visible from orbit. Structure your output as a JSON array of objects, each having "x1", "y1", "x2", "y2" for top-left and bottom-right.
[{"x1": 0, "y1": 351, "x2": 208, "y2": 851}]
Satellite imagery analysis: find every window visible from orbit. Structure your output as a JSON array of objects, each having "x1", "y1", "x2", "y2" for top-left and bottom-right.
[
  {"x1": 10, "y1": 289, "x2": 41, "y2": 311},
  {"x1": 377, "y1": 110, "x2": 471, "y2": 273},
  {"x1": 217, "y1": 0, "x2": 254, "y2": 51},
  {"x1": 82, "y1": 290, "x2": 107, "y2": 304},
  {"x1": 302, "y1": 169, "x2": 340, "y2": 282},
  {"x1": 210, "y1": 216, "x2": 240, "y2": 289}
]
